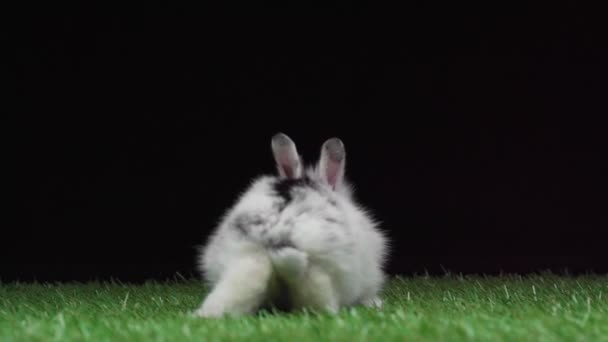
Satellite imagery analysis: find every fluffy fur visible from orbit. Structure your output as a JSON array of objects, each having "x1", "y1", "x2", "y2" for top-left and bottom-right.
[{"x1": 193, "y1": 133, "x2": 389, "y2": 318}]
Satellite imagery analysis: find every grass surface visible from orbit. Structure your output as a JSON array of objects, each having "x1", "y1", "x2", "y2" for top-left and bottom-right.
[{"x1": 1, "y1": 273, "x2": 608, "y2": 341}]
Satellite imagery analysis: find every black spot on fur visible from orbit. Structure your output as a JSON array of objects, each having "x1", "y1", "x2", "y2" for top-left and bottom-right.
[
  {"x1": 267, "y1": 239, "x2": 295, "y2": 250},
  {"x1": 233, "y1": 214, "x2": 265, "y2": 235},
  {"x1": 234, "y1": 216, "x2": 248, "y2": 234},
  {"x1": 272, "y1": 176, "x2": 317, "y2": 204},
  {"x1": 324, "y1": 217, "x2": 340, "y2": 224},
  {"x1": 273, "y1": 201, "x2": 287, "y2": 213}
]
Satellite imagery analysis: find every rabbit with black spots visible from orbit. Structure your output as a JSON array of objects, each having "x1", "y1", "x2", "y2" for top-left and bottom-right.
[{"x1": 194, "y1": 133, "x2": 389, "y2": 318}]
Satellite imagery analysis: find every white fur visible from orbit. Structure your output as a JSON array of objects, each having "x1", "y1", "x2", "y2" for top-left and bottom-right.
[{"x1": 193, "y1": 134, "x2": 389, "y2": 318}]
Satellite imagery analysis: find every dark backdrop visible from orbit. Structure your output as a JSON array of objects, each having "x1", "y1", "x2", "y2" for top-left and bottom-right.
[{"x1": 6, "y1": 5, "x2": 608, "y2": 282}]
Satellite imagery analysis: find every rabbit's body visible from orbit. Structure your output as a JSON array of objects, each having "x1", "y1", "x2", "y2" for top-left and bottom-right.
[{"x1": 194, "y1": 134, "x2": 389, "y2": 318}]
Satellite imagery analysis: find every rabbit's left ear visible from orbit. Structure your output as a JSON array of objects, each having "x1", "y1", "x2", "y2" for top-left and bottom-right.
[
  {"x1": 271, "y1": 133, "x2": 303, "y2": 179},
  {"x1": 318, "y1": 137, "x2": 346, "y2": 190}
]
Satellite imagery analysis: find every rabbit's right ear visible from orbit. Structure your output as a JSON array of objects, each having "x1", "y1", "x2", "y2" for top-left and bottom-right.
[
  {"x1": 271, "y1": 133, "x2": 303, "y2": 179},
  {"x1": 317, "y1": 137, "x2": 346, "y2": 190}
]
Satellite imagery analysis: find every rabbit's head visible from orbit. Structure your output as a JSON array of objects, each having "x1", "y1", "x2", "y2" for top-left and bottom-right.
[{"x1": 219, "y1": 133, "x2": 368, "y2": 255}]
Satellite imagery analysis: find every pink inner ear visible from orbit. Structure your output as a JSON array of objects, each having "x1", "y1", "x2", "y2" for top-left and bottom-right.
[
  {"x1": 281, "y1": 162, "x2": 295, "y2": 179},
  {"x1": 325, "y1": 161, "x2": 341, "y2": 189},
  {"x1": 277, "y1": 151, "x2": 299, "y2": 179}
]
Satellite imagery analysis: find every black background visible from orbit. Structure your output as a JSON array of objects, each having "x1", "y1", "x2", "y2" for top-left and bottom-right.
[{"x1": 6, "y1": 4, "x2": 608, "y2": 282}]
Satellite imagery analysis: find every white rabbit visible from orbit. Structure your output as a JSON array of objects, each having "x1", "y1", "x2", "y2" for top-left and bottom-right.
[{"x1": 193, "y1": 133, "x2": 389, "y2": 318}]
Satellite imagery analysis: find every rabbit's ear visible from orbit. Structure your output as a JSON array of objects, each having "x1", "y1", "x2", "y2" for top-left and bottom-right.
[
  {"x1": 271, "y1": 133, "x2": 303, "y2": 179},
  {"x1": 318, "y1": 137, "x2": 346, "y2": 190}
]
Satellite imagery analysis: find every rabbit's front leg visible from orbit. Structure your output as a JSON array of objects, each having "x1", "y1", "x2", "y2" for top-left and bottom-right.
[
  {"x1": 361, "y1": 296, "x2": 383, "y2": 308},
  {"x1": 194, "y1": 252, "x2": 273, "y2": 318},
  {"x1": 289, "y1": 264, "x2": 339, "y2": 314}
]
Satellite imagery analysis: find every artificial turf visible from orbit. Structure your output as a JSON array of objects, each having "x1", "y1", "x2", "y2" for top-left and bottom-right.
[{"x1": 1, "y1": 273, "x2": 607, "y2": 341}]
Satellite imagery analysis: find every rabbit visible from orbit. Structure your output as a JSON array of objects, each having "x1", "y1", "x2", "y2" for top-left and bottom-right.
[{"x1": 193, "y1": 132, "x2": 389, "y2": 318}]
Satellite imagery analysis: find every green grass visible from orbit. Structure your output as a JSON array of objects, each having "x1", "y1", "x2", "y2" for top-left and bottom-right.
[{"x1": 1, "y1": 273, "x2": 608, "y2": 341}]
